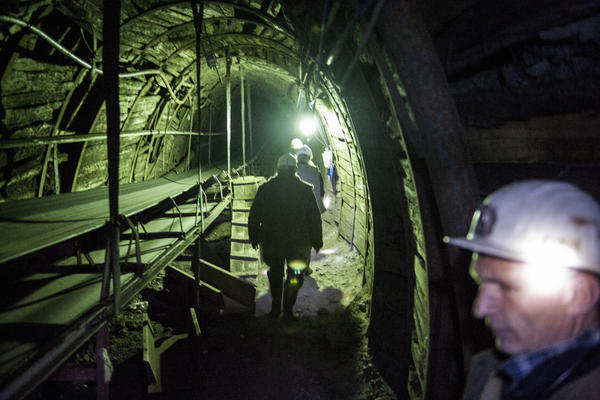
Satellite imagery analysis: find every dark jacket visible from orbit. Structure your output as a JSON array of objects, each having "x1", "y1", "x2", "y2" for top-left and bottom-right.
[
  {"x1": 297, "y1": 161, "x2": 325, "y2": 213},
  {"x1": 248, "y1": 172, "x2": 323, "y2": 265}
]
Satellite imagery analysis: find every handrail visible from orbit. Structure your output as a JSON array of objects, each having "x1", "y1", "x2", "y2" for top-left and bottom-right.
[{"x1": 0, "y1": 129, "x2": 225, "y2": 149}]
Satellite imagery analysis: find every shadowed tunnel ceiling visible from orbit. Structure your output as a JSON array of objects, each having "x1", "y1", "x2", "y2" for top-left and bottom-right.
[{"x1": 1, "y1": 0, "x2": 600, "y2": 399}]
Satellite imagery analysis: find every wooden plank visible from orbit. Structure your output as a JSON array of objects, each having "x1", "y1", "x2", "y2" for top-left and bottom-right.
[
  {"x1": 189, "y1": 307, "x2": 201, "y2": 337},
  {"x1": 143, "y1": 323, "x2": 160, "y2": 390},
  {"x1": 232, "y1": 199, "x2": 252, "y2": 211},
  {"x1": 231, "y1": 223, "x2": 250, "y2": 240},
  {"x1": 232, "y1": 210, "x2": 250, "y2": 224},
  {"x1": 230, "y1": 240, "x2": 259, "y2": 259},
  {"x1": 230, "y1": 257, "x2": 260, "y2": 276},
  {"x1": 232, "y1": 176, "x2": 264, "y2": 200},
  {"x1": 165, "y1": 265, "x2": 225, "y2": 309},
  {"x1": 199, "y1": 258, "x2": 256, "y2": 312}
]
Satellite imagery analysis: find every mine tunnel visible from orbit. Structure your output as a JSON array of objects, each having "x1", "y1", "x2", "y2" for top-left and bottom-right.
[{"x1": 1, "y1": 0, "x2": 599, "y2": 399}]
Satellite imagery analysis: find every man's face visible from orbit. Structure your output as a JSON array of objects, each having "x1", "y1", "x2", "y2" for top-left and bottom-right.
[{"x1": 471, "y1": 254, "x2": 576, "y2": 355}]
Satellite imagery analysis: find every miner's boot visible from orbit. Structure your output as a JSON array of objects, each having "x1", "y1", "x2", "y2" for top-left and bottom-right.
[
  {"x1": 267, "y1": 269, "x2": 282, "y2": 318},
  {"x1": 283, "y1": 269, "x2": 304, "y2": 320}
]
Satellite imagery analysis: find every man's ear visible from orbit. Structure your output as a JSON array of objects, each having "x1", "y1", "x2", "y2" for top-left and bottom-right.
[{"x1": 568, "y1": 272, "x2": 600, "y2": 316}]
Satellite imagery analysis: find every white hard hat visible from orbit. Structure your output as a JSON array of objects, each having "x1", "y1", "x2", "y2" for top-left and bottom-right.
[
  {"x1": 297, "y1": 144, "x2": 313, "y2": 160},
  {"x1": 277, "y1": 153, "x2": 297, "y2": 170},
  {"x1": 445, "y1": 180, "x2": 600, "y2": 274}
]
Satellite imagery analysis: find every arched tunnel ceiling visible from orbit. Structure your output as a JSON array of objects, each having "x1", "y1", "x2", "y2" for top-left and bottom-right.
[
  {"x1": 0, "y1": 0, "x2": 598, "y2": 209},
  {"x1": 57, "y1": 0, "x2": 302, "y2": 108},
  {"x1": 2, "y1": 0, "x2": 599, "y2": 165}
]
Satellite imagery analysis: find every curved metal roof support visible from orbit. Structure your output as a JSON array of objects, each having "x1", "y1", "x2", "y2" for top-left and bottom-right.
[
  {"x1": 175, "y1": 47, "x2": 300, "y2": 83},
  {"x1": 37, "y1": 69, "x2": 89, "y2": 197},
  {"x1": 119, "y1": 1, "x2": 293, "y2": 37},
  {"x1": 0, "y1": 15, "x2": 190, "y2": 105},
  {"x1": 376, "y1": 2, "x2": 479, "y2": 398},
  {"x1": 164, "y1": 32, "x2": 298, "y2": 65},
  {"x1": 138, "y1": 16, "x2": 296, "y2": 56}
]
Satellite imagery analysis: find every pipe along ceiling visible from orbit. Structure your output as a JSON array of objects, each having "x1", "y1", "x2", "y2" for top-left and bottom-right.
[{"x1": 1, "y1": 0, "x2": 600, "y2": 398}]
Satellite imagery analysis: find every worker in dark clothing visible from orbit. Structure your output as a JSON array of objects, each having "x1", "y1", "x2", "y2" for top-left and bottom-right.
[
  {"x1": 296, "y1": 144, "x2": 326, "y2": 213},
  {"x1": 248, "y1": 153, "x2": 323, "y2": 319}
]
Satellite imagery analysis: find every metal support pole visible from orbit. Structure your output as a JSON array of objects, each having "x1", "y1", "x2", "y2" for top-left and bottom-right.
[
  {"x1": 53, "y1": 144, "x2": 60, "y2": 194},
  {"x1": 103, "y1": 0, "x2": 121, "y2": 312},
  {"x1": 226, "y1": 49, "x2": 231, "y2": 180},
  {"x1": 208, "y1": 104, "x2": 212, "y2": 163},
  {"x1": 192, "y1": 238, "x2": 201, "y2": 312},
  {"x1": 192, "y1": 0, "x2": 205, "y2": 232},
  {"x1": 240, "y1": 64, "x2": 246, "y2": 175},
  {"x1": 247, "y1": 82, "x2": 253, "y2": 157}
]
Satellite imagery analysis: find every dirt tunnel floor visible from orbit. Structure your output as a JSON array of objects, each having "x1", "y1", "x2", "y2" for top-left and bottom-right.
[{"x1": 29, "y1": 207, "x2": 400, "y2": 400}]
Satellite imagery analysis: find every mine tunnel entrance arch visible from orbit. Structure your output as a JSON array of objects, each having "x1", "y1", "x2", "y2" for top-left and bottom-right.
[{"x1": 0, "y1": 1, "x2": 485, "y2": 397}]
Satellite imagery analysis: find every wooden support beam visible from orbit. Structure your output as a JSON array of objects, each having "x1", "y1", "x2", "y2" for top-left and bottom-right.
[
  {"x1": 165, "y1": 265, "x2": 225, "y2": 310},
  {"x1": 189, "y1": 307, "x2": 201, "y2": 337},
  {"x1": 95, "y1": 326, "x2": 112, "y2": 400},
  {"x1": 143, "y1": 322, "x2": 159, "y2": 388},
  {"x1": 143, "y1": 318, "x2": 189, "y2": 394},
  {"x1": 199, "y1": 258, "x2": 256, "y2": 313}
]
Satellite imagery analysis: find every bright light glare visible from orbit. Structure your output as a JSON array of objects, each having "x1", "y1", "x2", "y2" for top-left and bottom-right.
[
  {"x1": 319, "y1": 248, "x2": 336, "y2": 255},
  {"x1": 520, "y1": 262, "x2": 570, "y2": 296},
  {"x1": 299, "y1": 116, "x2": 317, "y2": 136},
  {"x1": 519, "y1": 242, "x2": 578, "y2": 295},
  {"x1": 288, "y1": 259, "x2": 307, "y2": 271},
  {"x1": 323, "y1": 193, "x2": 333, "y2": 209},
  {"x1": 522, "y1": 241, "x2": 580, "y2": 269}
]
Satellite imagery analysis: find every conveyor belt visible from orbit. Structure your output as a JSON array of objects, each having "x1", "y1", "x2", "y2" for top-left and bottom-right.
[
  {"x1": 0, "y1": 167, "x2": 233, "y2": 399},
  {"x1": 0, "y1": 168, "x2": 221, "y2": 264}
]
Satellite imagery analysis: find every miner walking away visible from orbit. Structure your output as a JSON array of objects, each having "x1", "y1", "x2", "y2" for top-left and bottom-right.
[
  {"x1": 296, "y1": 144, "x2": 326, "y2": 214},
  {"x1": 248, "y1": 153, "x2": 323, "y2": 320}
]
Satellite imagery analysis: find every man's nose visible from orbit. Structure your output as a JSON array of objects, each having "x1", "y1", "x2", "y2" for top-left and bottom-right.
[{"x1": 472, "y1": 286, "x2": 494, "y2": 318}]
